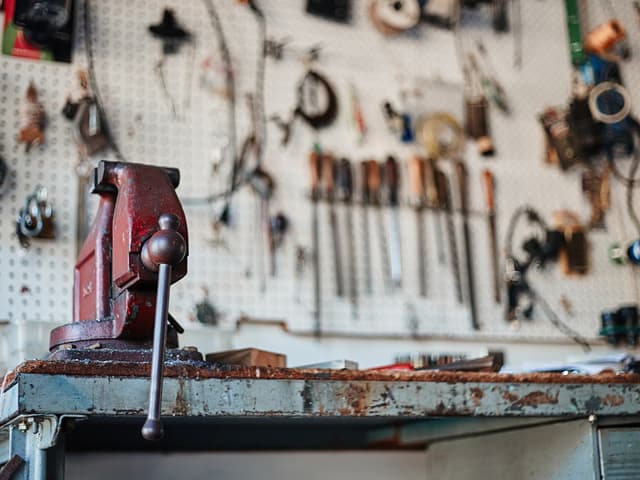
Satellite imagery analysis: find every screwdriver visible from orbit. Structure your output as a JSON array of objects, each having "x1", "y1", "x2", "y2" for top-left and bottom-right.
[
  {"x1": 359, "y1": 160, "x2": 373, "y2": 295},
  {"x1": 337, "y1": 158, "x2": 357, "y2": 317},
  {"x1": 384, "y1": 156, "x2": 402, "y2": 289},
  {"x1": 408, "y1": 155, "x2": 427, "y2": 297},
  {"x1": 456, "y1": 160, "x2": 480, "y2": 330},
  {"x1": 482, "y1": 169, "x2": 500, "y2": 303},
  {"x1": 322, "y1": 154, "x2": 345, "y2": 297},
  {"x1": 425, "y1": 158, "x2": 446, "y2": 266},
  {"x1": 435, "y1": 166, "x2": 463, "y2": 304},
  {"x1": 367, "y1": 160, "x2": 391, "y2": 290},
  {"x1": 309, "y1": 150, "x2": 322, "y2": 336}
]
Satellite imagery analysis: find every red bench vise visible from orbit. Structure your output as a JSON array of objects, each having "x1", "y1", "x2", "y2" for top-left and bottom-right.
[{"x1": 49, "y1": 160, "x2": 200, "y2": 362}]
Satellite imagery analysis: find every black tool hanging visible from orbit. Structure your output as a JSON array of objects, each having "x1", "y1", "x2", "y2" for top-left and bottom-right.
[
  {"x1": 148, "y1": 8, "x2": 193, "y2": 118},
  {"x1": 273, "y1": 67, "x2": 339, "y2": 145}
]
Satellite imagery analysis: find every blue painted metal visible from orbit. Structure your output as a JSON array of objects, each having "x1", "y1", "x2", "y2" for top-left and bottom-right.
[{"x1": 2, "y1": 374, "x2": 640, "y2": 420}]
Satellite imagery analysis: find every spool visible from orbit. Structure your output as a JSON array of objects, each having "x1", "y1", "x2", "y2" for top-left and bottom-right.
[
  {"x1": 588, "y1": 81, "x2": 631, "y2": 125},
  {"x1": 584, "y1": 20, "x2": 626, "y2": 57},
  {"x1": 369, "y1": 0, "x2": 421, "y2": 35},
  {"x1": 416, "y1": 112, "x2": 464, "y2": 159}
]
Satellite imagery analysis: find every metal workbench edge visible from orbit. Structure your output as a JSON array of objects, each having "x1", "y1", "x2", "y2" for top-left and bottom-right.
[{"x1": 2, "y1": 371, "x2": 640, "y2": 420}]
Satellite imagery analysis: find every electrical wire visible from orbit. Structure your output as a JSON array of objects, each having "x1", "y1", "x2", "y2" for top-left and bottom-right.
[
  {"x1": 504, "y1": 205, "x2": 591, "y2": 351},
  {"x1": 84, "y1": 0, "x2": 126, "y2": 163},
  {"x1": 626, "y1": 145, "x2": 640, "y2": 236},
  {"x1": 248, "y1": 0, "x2": 267, "y2": 168},
  {"x1": 200, "y1": 0, "x2": 241, "y2": 208},
  {"x1": 529, "y1": 285, "x2": 591, "y2": 352}
]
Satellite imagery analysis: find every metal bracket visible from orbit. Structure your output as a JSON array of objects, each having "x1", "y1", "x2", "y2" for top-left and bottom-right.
[{"x1": 7, "y1": 415, "x2": 86, "y2": 450}]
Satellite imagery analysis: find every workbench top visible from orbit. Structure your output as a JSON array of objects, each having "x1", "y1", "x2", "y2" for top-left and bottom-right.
[
  {"x1": 2, "y1": 360, "x2": 640, "y2": 451},
  {"x1": 2, "y1": 360, "x2": 640, "y2": 421}
]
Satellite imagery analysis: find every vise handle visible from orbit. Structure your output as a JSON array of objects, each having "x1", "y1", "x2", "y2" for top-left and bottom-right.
[{"x1": 141, "y1": 213, "x2": 186, "y2": 441}]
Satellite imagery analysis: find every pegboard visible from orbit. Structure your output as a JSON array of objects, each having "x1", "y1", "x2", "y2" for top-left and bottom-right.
[{"x1": 1, "y1": 0, "x2": 640, "y2": 345}]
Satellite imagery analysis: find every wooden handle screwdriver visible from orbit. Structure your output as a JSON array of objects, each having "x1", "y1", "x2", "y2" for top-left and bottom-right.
[
  {"x1": 309, "y1": 151, "x2": 322, "y2": 335},
  {"x1": 360, "y1": 160, "x2": 373, "y2": 294},
  {"x1": 409, "y1": 156, "x2": 427, "y2": 297},
  {"x1": 482, "y1": 169, "x2": 500, "y2": 303}
]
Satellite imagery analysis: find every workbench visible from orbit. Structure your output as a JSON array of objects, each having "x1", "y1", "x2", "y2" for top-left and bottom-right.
[{"x1": 1, "y1": 361, "x2": 640, "y2": 479}]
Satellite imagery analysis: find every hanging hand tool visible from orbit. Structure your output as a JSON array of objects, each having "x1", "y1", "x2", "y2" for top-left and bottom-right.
[
  {"x1": 16, "y1": 185, "x2": 56, "y2": 249},
  {"x1": 359, "y1": 160, "x2": 373, "y2": 294},
  {"x1": 368, "y1": 160, "x2": 392, "y2": 290},
  {"x1": 248, "y1": 166, "x2": 275, "y2": 293},
  {"x1": 425, "y1": 158, "x2": 446, "y2": 266},
  {"x1": 269, "y1": 212, "x2": 289, "y2": 276},
  {"x1": 482, "y1": 169, "x2": 501, "y2": 303},
  {"x1": 384, "y1": 156, "x2": 403, "y2": 289},
  {"x1": 435, "y1": 166, "x2": 463, "y2": 304},
  {"x1": 337, "y1": 158, "x2": 358, "y2": 317},
  {"x1": 322, "y1": 154, "x2": 345, "y2": 297},
  {"x1": 310, "y1": 151, "x2": 323, "y2": 334},
  {"x1": 18, "y1": 82, "x2": 46, "y2": 152},
  {"x1": 409, "y1": 155, "x2": 427, "y2": 297},
  {"x1": 456, "y1": 160, "x2": 480, "y2": 330}
]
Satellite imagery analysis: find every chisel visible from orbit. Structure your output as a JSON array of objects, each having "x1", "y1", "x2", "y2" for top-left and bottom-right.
[
  {"x1": 456, "y1": 160, "x2": 480, "y2": 330},
  {"x1": 337, "y1": 158, "x2": 357, "y2": 317},
  {"x1": 309, "y1": 151, "x2": 322, "y2": 335},
  {"x1": 322, "y1": 154, "x2": 345, "y2": 297},
  {"x1": 385, "y1": 155, "x2": 402, "y2": 289},
  {"x1": 409, "y1": 155, "x2": 427, "y2": 297},
  {"x1": 482, "y1": 168, "x2": 501, "y2": 303},
  {"x1": 360, "y1": 161, "x2": 373, "y2": 294}
]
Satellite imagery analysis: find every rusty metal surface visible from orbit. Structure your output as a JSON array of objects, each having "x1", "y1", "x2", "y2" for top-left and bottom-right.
[
  {"x1": 5, "y1": 359, "x2": 640, "y2": 386},
  {"x1": 2, "y1": 362, "x2": 640, "y2": 421}
]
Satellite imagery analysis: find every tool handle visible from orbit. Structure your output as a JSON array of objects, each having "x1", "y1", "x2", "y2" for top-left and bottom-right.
[
  {"x1": 141, "y1": 214, "x2": 187, "y2": 441},
  {"x1": 384, "y1": 156, "x2": 400, "y2": 206},
  {"x1": 310, "y1": 151, "x2": 322, "y2": 200},
  {"x1": 455, "y1": 160, "x2": 469, "y2": 214},
  {"x1": 359, "y1": 160, "x2": 370, "y2": 204},
  {"x1": 322, "y1": 154, "x2": 335, "y2": 197},
  {"x1": 482, "y1": 168, "x2": 495, "y2": 211},
  {"x1": 367, "y1": 160, "x2": 381, "y2": 203},
  {"x1": 424, "y1": 158, "x2": 439, "y2": 208},
  {"x1": 434, "y1": 168, "x2": 449, "y2": 210},
  {"x1": 408, "y1": 155, "x2": 425, "y2": 200},
  {"x1": 337, "y1": 158, "x2": 353, "y2": 202}
]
